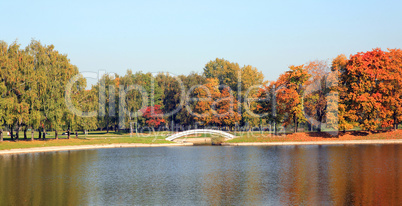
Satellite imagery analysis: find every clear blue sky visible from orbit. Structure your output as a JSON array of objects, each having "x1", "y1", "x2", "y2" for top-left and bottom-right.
[{"x1": 2, "y1": 0, "x2": 402, "y2": 82}]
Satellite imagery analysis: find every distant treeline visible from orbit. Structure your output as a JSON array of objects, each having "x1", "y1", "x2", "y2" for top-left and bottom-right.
[{"x1": 1, "y1": 40, "x2": 401, "y2": 141}]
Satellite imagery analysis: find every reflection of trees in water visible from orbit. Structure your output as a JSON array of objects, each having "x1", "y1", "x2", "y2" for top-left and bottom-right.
[
  {"x1": 277, "y1": 145, "x2": 402, "y2": 205},
  {"x1": 0, "y1": 145, "x2": 401, "y2": 205},
  {"x1": 199, "y1": 147, "x2": 239, "y2": 205},
  {"x1": 0, "y1": 150, "x2": 97, "y2": 205},
  {"x1": 279, "y1": 146, "x2": 323, "y2": 205},
  {"x1": 344, "y1": 145, "x2": 402, "y2": 205}
]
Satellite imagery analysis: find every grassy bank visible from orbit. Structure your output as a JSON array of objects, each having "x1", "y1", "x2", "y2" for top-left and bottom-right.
[
  {"x1": 2, "y1": 130, "x2": 402, "y2": 151},
  {"x1": 226, "y1": 130, "x2": 402, "y2": 143},
  {"x1": 0, "y1": 131, "x2": 172, "y2": 151}
]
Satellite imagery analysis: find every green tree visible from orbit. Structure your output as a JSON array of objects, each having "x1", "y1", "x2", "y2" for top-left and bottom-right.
[
  {"x1": 0, "y1": 41, "x2": 7, "y2": 141},
  {"x1": 204, "y1": 58, "x2": 241, "y2": 91},
  {"x1": 0, "y1": 41, "x2": 31, "y2": 140},
  {"x1": 95, "y1": 73, "x2": 119, "y2": 133},
  {"x1": 239, "y1": 65, "x2": 266, "y2": 130},
  {"x1": 73, "y1": 89, "x2": 98, "y2": 136},
  {"x1": 26, "y1": 40, "x2": 80, "y2": 139},
  {"x1": 117, "y1": 71, "x2": 163, "y2": 130}
]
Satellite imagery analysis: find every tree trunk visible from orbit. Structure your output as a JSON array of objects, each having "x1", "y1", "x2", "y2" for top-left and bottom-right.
[
  {"x1": 10, "y1": 128, "x2": 14, "y2": 140},
  {"x1": 67, "y1": 126, "x2": 70, "y2": 139},
  {"x1": 38, "y1": 130, "x2": 42, "y2": 139},
  {"x1": 317, "y1": 114, "x2": 323, "y2": 132},
  {"x1": 106, "y1": 118, "x2": 110, "y2": 133},
  {"x1": 394, "y1": 115, "x2": 398, "y2": 130},
  {"x1": 294, "y1": 115, "x2": 298, "y2": 133},
  {"x1": 15, "y1": 124, "x2": 19, "y2": 141},
  {"x1": 31, "y1": 127, "x2": 34, "y2": 141},
  {"x1": 55, "y1": 130, "x2": 58, "y2": 140},
  {"x1": 24, "y1": 127, "x2": 27, "y2": 140},
  {"x1": 0, "y1": 129, "x2": 3, "y2": 142}
]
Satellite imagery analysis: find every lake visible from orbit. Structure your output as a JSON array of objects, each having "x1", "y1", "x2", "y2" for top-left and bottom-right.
[{"x1": 1, "y1": 144, "x2": 401, "y2": 205}]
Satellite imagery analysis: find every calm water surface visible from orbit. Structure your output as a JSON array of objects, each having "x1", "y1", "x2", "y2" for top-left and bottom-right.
[{"x1": 0, "y1": 144, "x2": 401, "y2": 205}]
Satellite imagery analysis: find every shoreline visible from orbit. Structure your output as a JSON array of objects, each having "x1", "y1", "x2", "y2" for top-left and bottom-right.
[
  {"x1": 1, "y1": 139, "x2": 402, "y2": 155},
  {"x1": 222, "y1": 139, "x2": 402, "y2": 146},
  {"x1": 0, "y1": 143, "x2": 193, "y2": 155}
]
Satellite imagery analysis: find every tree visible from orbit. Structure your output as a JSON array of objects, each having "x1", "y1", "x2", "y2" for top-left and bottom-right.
[
  {"x1": 303, "y1": 60, "x2": 330, "y2": 132},
  {"x1": 26, "y1": 40, "x2": 80, "y2": 139},
  {"x1": 330, "y1": 54, "x2": 350, "y2": 131},
  {"x1": 276, "y1": 65, "x2": 311, "y2": 133},
  {"x1": 95, "y1": 73, "x2": 119, "y2": 133},
  {"x1": 214, "y1": 87, "x2": 241, "y2": 130},
  {"x1": 155, "y1": 73, "x2": 185, "y2": 131},
  {"x1": 73, "y1": 89, "x2": 98, "y2": 136},
  {"x1": 341, "y1": 48, "x2": 395, "y2": 131},
  {"x1": 203, "y1": 58, "x2": 266, "y2": 129},
  {"x1": 384, "y1": 49, "x2": 402, "y2": 130},
  {"x1": 118, "y1": 71, "x2": 163, "y2": 130},
  {"x1": 192, "y1": 78, "x2": 241, "y2": 130},
  {"x1": 0, "y1": 41, "x2": 31, "y2": 140},
  {"x1": 193, "y1": 78, "x2": 221, "y2": 127},
  {"x1": 140, "y1": 105, "x2": 165, "y2": 132},
  {"x1": 256, "y1": 82, "x2": 282, "y2": 134},
  {"x1": 203, "y1": 58, "x2": 241, "y2": 92},
  {"x1": 0, "y1": 41, "x2": 7, "y2": 141},
  {"x1": 175, "y1": 72, "x2": 206, "y2": 129},
  {"x1": 239, "y1": 65, "x2": 266, "y2": 130}
]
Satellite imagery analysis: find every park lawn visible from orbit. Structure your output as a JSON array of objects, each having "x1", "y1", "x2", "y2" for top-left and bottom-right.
[
  {"x1": 1, "y1": 130, "x2": 172, "y2": 140},
  {"x1": 0, "y1": 132, "x2": 173, "y2": 151},
  {"x1": 226, "y1": 130, "x2": 402, "y2": 143}
]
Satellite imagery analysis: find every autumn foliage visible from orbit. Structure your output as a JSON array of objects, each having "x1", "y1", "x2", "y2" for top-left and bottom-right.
[
  {"x1": 255, "y1": 48, "x2": 402, "y2": 133},
  {"x1": 193, "y1": 78, "x2": 241, "y2": 130},
  {"x1": 141, "y1": 105, "x2": 166, "y2": 129},
  {"x1": 340, "y1": 48, "x2": 402, "y2": 131},
  {"x1": 2, "y1": 39, "x2": 402, "y2": 140}
]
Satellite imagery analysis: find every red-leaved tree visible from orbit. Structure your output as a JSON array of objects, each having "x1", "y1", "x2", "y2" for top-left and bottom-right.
[{"x1": 141, "y1": 105, "x2": 165, "y2": 131}]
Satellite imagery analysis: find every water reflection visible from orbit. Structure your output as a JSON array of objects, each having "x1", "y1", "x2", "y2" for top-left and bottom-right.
[
  {"x1": 0, "y1": 150, "x2": 96, "y2": 205},
  {"x1": 0, "y1": 145, "x2": 401, "y2": 205}
]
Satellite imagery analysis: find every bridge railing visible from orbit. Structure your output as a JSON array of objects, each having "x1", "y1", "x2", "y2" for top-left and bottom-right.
[{"x1": 165, "y1": 129, "x2": 235, "y2": 141}]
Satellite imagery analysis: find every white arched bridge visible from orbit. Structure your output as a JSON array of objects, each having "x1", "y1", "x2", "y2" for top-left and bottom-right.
[{"x1": 165, "y1": 129, "x2": 236, "y2": 141}]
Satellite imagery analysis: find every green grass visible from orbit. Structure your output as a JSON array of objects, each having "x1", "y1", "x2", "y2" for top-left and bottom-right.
[
  {"x1": 0, "y1": 129, "x2": 271, "y2": 150},
  {"x1": 0, "y1": 131, "x2": 173, "y2": 151}
]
